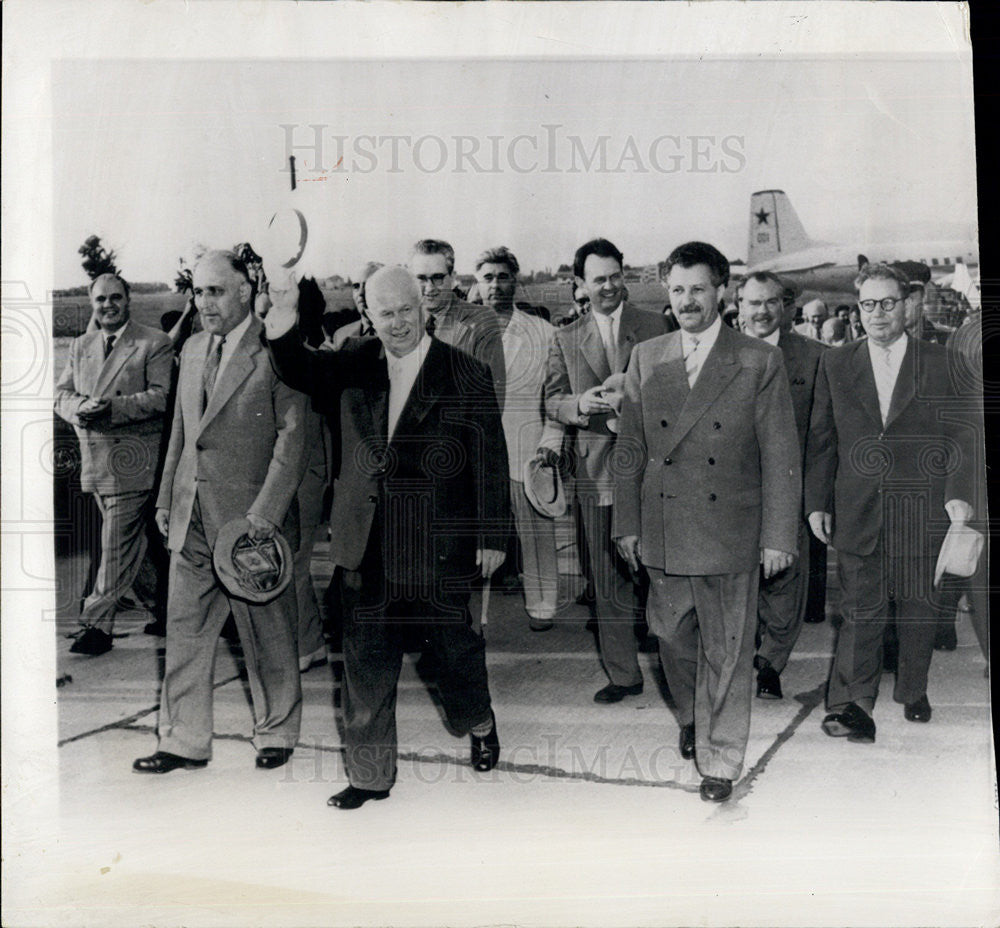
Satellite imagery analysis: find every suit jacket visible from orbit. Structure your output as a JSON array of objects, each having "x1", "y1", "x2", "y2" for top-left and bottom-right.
[
  {"x1": 156, "y1": 316, "x2": 309, "y2": 553},
  {"x1": 55, "y1": 321, "x2": 174, "y2": 494},
  {"x1": 804, "y1": 337, "x2": 977, "y2": 559},
  {"x1": 500, "y1": 309, "x2": 565, "y2": 479},
  {"x1": 268, "y1": 328, "x2": 509, "y2": 587},
  {"x1": 429, "y1": 296, "x2": 507, "y2": 412},
  {"x1": 544, "y1": 304, "x2": 668, "y2": 495},
  {"x1": 613, "y1": 322, "x2": 801, "y2": 575},
  {"x1": 777, "y1": 330, "x2": 827, "y2": 459}
]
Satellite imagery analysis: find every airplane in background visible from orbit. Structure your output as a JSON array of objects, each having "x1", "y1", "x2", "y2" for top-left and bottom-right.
[{"x1": 744, "y1": 189, "x2": 979, "y2": 295}]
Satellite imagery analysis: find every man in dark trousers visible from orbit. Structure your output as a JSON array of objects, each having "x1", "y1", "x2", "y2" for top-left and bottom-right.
[
  {"x1": 614, "y1": 242, "x2": 800, "y2": 802},
  {"x1": 738, "y1": 271, "x2": 826, "y2": 700},
  {"x1": 265, "y1": 265, "x2": 509, "y2": 810},
  {"x1": 806, "y1": 263, "x2": 977, "y2": 742}
]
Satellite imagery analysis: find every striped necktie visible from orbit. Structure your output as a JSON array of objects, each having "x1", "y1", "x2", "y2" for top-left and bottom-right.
[{"x1": 684, "y1": 335, "x2": 702, "y2": 387}]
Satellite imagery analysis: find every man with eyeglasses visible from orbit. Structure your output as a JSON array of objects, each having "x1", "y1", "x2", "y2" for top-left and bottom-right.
[
  {"x1": 56, "y1": 273, "x2": 174, "y2": 655},
  {"x1": 738, "y1": 272, "x2": 826, "y2": 701},
  {"x1": 545, "y1": 238, "x2": 669, "y2": 704},
  {"x1": 409, "y1": 239, "x2": 505, "y2": 410},
  {"x1": 806, "y1": 263, "x2": 977, "y2": 743}
]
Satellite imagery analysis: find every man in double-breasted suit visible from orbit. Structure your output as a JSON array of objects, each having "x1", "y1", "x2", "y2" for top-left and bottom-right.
[
  {"x1": 266, "y1": 265, "x2": 509, "y2": 810},
  {"x1": 806, "y1": 263, "x2": 977, "y2": 743},
  {"x1": 133, "y1": 250, "x2": 308, "y2": 775},
  {"x1": 738, "y1": 272, "x2": 826, "y2": 700},
  {"x1": 615, "y1": 242, "x2": 800, "y2": 802},
  {"x1": 545, "y1": 238, "x2": 668, "y2": 703},
  {"x1": 55, "y1": 273, "x2": 173, "y2": 656}
]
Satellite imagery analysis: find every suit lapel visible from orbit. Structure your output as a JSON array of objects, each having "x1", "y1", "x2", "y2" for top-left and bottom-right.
[
  {"x1": 364, "y1": 346, "x2": 389, "y2": 440},
  {"x1": 390, "y1": 339, "x2": 446, "y2": 443},
  {"x1": 884, "y1": 337, "x2": 916, "y2": 430},
  {"x1": 580, "y1": 313, "x2": 612, "y2": 382},
  {"x1": 850, "y1": 341, "x2": 884, "y2": 428},
  {"x1": 198, "y1": 318, "x2": 258, "y2": 431},
  {"x1": 649, "y1": 336, "x2": 690, "y2": 442},
  {"x1": 92, "y1": 328, "x2": 138, "y2": 398},
  {"x1": 665, "y1": 324, "x2": 741, "y2": 452},
  {"x1": 615, "y1": 304, "x2": 639, "y2": 373}
]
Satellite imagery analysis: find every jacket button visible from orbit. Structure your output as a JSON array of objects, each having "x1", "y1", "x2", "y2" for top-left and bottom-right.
[
  {"x1": 664, "y1": 457, "x2": 672, "y2": 465},
  {"x1": 116, "y1": 390, "x2": 122, "y2": 396},
  {"x1": 708, "y1": 457, "x2": 715, "y2": 465},
  {"x1": 113, "y1": 438, "x2": 120, "y2": 444},
  {"x1": 709, "y1": 493, "x2": 717, "y2": 501},
  {"x1": 713, "y1": 422, "x2": 721, "y2": 429},
  {"x1": 660, "y1": 419, "x2": 668, "y2": 428},
  {"x1": 367, "y1": 494, "x2": 377, "y2": 503}
]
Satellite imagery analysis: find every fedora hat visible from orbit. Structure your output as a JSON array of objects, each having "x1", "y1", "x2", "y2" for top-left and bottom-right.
[
  {"x1": 933, "y1": 522, "x2": 984, "y2": 588},
  {"x1": 523, "y1": 455, "x2": 566, "y2": 519},
  {"x1": 213, "y1": 517, "x2": 294, "y2": 604}
]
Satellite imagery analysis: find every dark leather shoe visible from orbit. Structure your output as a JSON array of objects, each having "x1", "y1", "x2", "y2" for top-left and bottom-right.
[
  {"x1": 821, "y1": 702, "x2": 876, "y2": 743},
  {"x1": 133, "y1": 751, "x2": 208, "y2": 774},
  {"x1": 904, "y1": 694, "x2": 932, "y2": 723},
  {"x1": 143, "y1": 618, "x2": 167, "y2": 637},
  {"x1": 529, "y1": 616, "x2": 554, "y2": 632},
  {"x1": 593, "y1": 682, "x2": 643, "y2": 703},
  {"x1": 756, "y1": 662, "x2": 783, "y2": 700},
  {"x1": 69, "y1": 627, "x2": 113, "y2": 656},
  {"x1": 679, "y1": 723, "x2": 695, "y2": 760},
  {"x1": 934, "y1": 626, "x2": 958, "y2": 651},
  {"x1": 471, "y1": 713, "x2": 501, "y2": 771},
  {"x1": 327, "y1": 785, "x2": 390, "y2": 809},
  {"x1": 256, "y1": 748, "x2": 293, "y2": 769},
  {"x1": 803, "y1": 612, "x2": 825, "y2": 624},
  {"x1": 700, "y1": 776, "x2": 732, "y2": 802}
]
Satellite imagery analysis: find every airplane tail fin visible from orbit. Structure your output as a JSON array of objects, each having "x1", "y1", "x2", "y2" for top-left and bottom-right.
[{"x1": 748, "y1": 190, "x2": 813, "y2": 266}]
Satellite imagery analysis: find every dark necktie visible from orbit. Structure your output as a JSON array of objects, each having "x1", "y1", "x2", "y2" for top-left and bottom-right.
[
  {"x1": 202, "y1": 336, "x2": 226, "y2": 410},
  {"x1": 103, "y1": 334, "x2": 116, "y2": 360}
]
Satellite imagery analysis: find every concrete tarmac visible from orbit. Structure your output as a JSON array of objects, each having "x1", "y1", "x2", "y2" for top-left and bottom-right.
[{"x1": 5, "y1": 542, "x2": 998, "y2": 927}]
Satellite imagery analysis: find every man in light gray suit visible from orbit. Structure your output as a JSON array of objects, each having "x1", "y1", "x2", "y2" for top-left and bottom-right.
[
  {"x1": 55, "y1": 272, "x2": 173, "y2": 656},
  {"x1": 133, "y1": 250, "x2": 308, "y2": 775},
  {"x1": 545, "y1": 238, "x2": 668, "y2": 703}
]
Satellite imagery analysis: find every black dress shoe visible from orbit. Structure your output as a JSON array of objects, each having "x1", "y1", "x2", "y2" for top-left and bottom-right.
[
  {"x1": 679, "y1": 723, "x2": 695, "y2": 760},
  {"x1": 755, "y1": 662, "x2": 783, "y2": 700},
  {"x1": 904, "y1": 694, "x2": 932, "y2": 723},
  {"x1": 133, "y1": 751, "x2": 208, "y2": 774},
  {"x1": 593, "y1": 682, "x2": 643, "y2": 704},
  {"x1": 327, "y1": 784, "x2": 390, "y2": 809},
  {"x1": 143, "y1": 618, "x2": 167, "y2": 637},
  {"x1": 471, "y1": 713, "x2": 501, "y2": 771},
  {"x1": 700, "y1": 776, "x2": 733, "y2": 802},
  {"x1": 934, "y1": 626, "x2": 958, "y2": 651},
  {"x1": 256, "y1": 747, "x2": 293, "y2": 769},
  {"x1": 69, "y1": 627, "x2": 113, "y2": 656},
  {"x1": 821, "y1": 702, "x2": 876, "y2": 743}
]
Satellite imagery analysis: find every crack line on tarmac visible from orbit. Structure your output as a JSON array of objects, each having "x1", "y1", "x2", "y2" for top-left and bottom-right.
[
  {"x1": 59, "y1": 676, "x2": 824, "y2": 800},
  {"x1": 56, "y1": 673, "x2": 243, "y2": 747},
  {"x1": 725, "y1": 681, "x2": 827, "y2": 805},
  {"x1": 108, "y1": 724, "x2": 703, "y2": 792}
]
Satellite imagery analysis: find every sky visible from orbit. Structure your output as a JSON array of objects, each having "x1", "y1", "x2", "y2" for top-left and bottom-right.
[{"x1": 53, "y1": 53, "x2": 978, "y2": 286}]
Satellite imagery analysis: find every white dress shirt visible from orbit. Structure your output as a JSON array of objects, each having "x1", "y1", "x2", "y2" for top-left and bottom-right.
[
  {"x1": 866, "y1": 332, "x2": 908, "y2": 425},
  {"x1": 386, "y1": 333, "x2": 431, "y2": 440},
  {"x1": 680, "y1": 313, "x2": 723, "y2": 386},
  {"x1": 592, "y1": 304, "x2": 622, "y2": 368},
  {"x1": 210, "y1": 311, "x2": 254, "y2": 385}
]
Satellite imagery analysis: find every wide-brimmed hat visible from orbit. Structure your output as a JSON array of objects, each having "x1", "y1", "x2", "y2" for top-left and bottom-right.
[
  {"x1": 213, "y1": 517, "x2": 293, "y2": 603},
  {"x1": 933, "y1": 522, "x2": 984, "y2": 588},
  {"x1": 523, "y1": 456, "x2": 566, "y2": 519}
]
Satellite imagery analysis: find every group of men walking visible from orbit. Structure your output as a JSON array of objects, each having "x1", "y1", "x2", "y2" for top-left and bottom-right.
[{"x1": 56, "y1": 234, "x2": 985, "y2": 806}]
